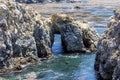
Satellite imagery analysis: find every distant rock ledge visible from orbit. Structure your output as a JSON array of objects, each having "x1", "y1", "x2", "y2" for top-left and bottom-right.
[
  {"x1": 95, "y1": 8, "x2": 120, "y2": 80},
  {"x1": 0, "y1": 1, "x2": 99, "y2": 73},
  {"x1": 15, "y1": 0, "x2": 63, "y2": 3}
]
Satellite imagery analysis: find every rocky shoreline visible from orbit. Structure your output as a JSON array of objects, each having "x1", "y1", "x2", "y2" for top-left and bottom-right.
[
  {"x1": 0, "y1": 1, "x2": 99, "y2": 73},
  {"x1": 0, "y1": 1, "x2": 54, "y2": 73},
  {"x1": 95, "y1": 9, "x2": 120, "y2": 80},
  {"x1": 1, "y1": 1, "x2": 120, "y2": 80}
]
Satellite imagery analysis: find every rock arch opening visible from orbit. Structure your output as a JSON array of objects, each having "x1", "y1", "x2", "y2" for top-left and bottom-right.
[{"x1": 52, "y1": 34, "x2": 64, "y2": 55}]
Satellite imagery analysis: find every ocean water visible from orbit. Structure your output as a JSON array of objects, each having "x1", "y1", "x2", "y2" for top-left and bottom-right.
[
  {"x1": 0, "y1": 28, "x2": 105, "y2": 80},
  {"x1": 0, "y1": 0, "x2": 115, "y2": 80}
]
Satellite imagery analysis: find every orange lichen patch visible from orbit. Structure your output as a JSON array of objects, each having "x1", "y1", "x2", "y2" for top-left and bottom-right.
[
  {"x1": 51, "y1": 14, "x2": 58, "y2": 23},
  {"x1": 51, "y1": 14, "x2": 72, "y2": 23}
]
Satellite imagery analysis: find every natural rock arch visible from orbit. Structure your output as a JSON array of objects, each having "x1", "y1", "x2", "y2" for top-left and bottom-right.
[{"x1": 51, "y1": 14, "x2": 99, "y2": 53}]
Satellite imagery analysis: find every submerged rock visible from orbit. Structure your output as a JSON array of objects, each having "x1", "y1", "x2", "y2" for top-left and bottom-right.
[
  {"x1": 15, "y1": 0, "x2": 44, "y2": 3},
  {"x1": 51, "y1": 14, "x2": 99, "y2": 52},
  {"x1": 15, "y1": 0, "x2": 63, "y2": 3},
  {"x1": 95, "y1": 9, "x2": 120, "y2": 80}
]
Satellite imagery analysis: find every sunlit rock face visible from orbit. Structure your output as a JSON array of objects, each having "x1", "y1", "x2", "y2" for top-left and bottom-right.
[
  {"x1": 51, "y1": 14, "x2": 99, "y2": 52},
  {"x1": 0, "y1": 1, "x2": 53, "y2": 72},
  {"x1": 95, "y1": 9, "x2": 120, "y2": 80}
]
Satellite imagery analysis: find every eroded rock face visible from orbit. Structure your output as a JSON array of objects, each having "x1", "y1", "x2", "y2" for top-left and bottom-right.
[
  {"x1": 0, "y1": 1, "x2": 53, "y2": 71},
  {"x1": 0, "y1": 29, "x2": 12, "y2": 69},
  {"x1": 13, "y1": 36, "x2": 37, "y2": 58},
  {"x1": 51, "y1": 14, "x2": 99, "y2": 52},
  {"x1": 75, "y1": 21, "x2": 99, "y2": 51},
  {"x1": 95, "y1": 9, "x2": 120, "y2": 80},
  {"x1": 33, "y1": 19, "x2": 54, "y2": 58}
]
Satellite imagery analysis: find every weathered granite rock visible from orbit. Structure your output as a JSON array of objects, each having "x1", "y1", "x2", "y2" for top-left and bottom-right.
[
  {"x1": 33, "y1": 18, "x2": 54, "y2": 58},
  {"x1": 51, "y1": 14, "x2": 99, "y2": 52},
  {"x1": 13, "y1": 35, "x2": 38, "y2": 58},
  {"x1": 75, "y1": 21, "x2": 99, "y2": 52},
  {"x1": 95, "y1": 9, "x2": 120, "y2": 80},
  {"x1": 0, "y1": 28, "x2": 12, "y2": 69},
  {"x1": 0, "y1": 1, "x2": 53, "y2": 71}
]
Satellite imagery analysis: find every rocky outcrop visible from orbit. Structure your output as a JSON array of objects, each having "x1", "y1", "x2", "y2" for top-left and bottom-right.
[
  {"x1": 51, "y1": 14, "x2": 99, "y2": 52},
  {"x1": 95, "y1": 9, "x2": 120, "y2": 80},
  {"x1": 33, "y1": 18, "x2": 54, "y2": 58},
  {"x1": 0, "y1": 0, "x2": 100, "y2": 73},
  {"x1": 0, "y1": 1, "x2": 53, "y2": 72}
]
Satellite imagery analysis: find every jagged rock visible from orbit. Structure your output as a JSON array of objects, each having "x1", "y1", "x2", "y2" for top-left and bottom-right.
[
  {"x1": 51, "y1": 14, "x2": 99, "y2": 52},
  {"x1": 0, "y1": 1, "x2": 53, "y2": 72},
  {"x1": 95, "y1": 9, "x2": 120, "y2": 80},
  {"x1": 0, "y1": 29, "x2": 12, "y2": 69},
  {"x1": 33, "y1": 19, "x2": 54, "y2": 58},
  {"x1": 13, "y1": 35, "x2": 38, "y2": 59},
  {"x1": 77, "y1": 21, "x2": 99, "y2": 51}
]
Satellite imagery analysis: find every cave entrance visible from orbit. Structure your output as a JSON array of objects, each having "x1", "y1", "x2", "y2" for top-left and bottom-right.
[{"x1": 52, "y1": 34, "x2": 64, "y2": 55}]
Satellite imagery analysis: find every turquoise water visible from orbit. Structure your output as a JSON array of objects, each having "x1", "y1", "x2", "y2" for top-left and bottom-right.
[{"x1": 0, "y1": 28, "x2": 105, "y2": 80}]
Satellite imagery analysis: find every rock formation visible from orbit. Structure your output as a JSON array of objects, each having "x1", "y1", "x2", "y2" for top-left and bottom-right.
[
  {"x1": 0, "y1": 1, "x2": 53, "y2": 72},
  {"x1": 95, "y1": 9, "x2": 120, "y2": 80},
  {"x1": 51, "y1": 14, "x2": 99, "y2": 52},
  {"x1": 0, "y1": 0, "x2": 99, "y2": 73}
]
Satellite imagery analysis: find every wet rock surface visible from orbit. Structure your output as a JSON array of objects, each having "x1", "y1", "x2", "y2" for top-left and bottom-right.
[
  {"x1": 95, "y1": 9, "x2": 120, "y2": 80},
  {"x1": 51, "y1": 14, "x2": 99, "y2": 52}
]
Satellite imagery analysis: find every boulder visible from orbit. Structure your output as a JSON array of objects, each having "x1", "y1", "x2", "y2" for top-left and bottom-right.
[
  {"x1": 51, "y1": 14, "x2": 99, "y2": 52},
  {"x1": 95, "y1": 9, "x2": 120, "y2": 80}
]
